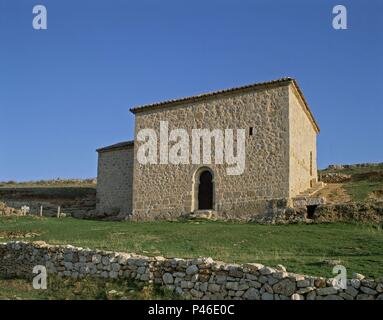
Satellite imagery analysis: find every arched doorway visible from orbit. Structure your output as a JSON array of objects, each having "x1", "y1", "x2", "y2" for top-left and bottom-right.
[{"x1": 197, "y1": 170, "x2": 213, "y2": 210}]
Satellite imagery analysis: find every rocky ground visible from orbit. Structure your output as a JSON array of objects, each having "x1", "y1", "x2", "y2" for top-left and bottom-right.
[
  {"x1": 0, "y1": 201, "x2": 24, "y2": 216},
  {"x1": 315, "y1": 183, "x2": 351, "y2": 204},
  {"x1": 0, "y1": 187, "x2": 96, "y2": 219}
]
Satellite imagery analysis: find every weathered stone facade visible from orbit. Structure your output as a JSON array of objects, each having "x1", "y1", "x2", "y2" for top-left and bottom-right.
[
  {"x1": 96, "y1": 143, "x2": 134, "y2": 217},
  {"x1": 289, "y1": 85, "x2": 318, "y2": 196},
  {"x1": 96, "y1": 78, "x2": 320, "y2": 220},
  {"x1": 2, "y1": 241, "x2": 382, "y2": 300}
]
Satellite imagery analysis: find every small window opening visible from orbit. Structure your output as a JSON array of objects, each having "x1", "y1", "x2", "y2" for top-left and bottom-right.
[
  {"x1": 249, "y1": 127, "x2": 253, "y2": 136},
  {"x1": 306, "y1": 205, "x2": 317, "y2": 219}
]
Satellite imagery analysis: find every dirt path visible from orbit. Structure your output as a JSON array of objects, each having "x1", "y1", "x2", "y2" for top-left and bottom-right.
[{"x1": 315, "y1": 183, "x2": 351, "y2": 204}]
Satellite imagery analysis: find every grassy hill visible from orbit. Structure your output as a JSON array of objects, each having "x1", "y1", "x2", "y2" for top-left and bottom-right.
[{"x1": 319, "y1": 163, "x2": 383, "y2": 202}]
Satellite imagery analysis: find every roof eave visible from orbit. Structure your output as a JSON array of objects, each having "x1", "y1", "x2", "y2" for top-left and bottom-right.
[
  {"x1": 96, "y1": 141, "x2": 134, "y2": 153},
  {"x1": 290, "y1": 80, "x2": 320, "y2": 133},
  {"x1": 128, "y1": 77, "x2": 319, "y2": 134},
  {"x1": 129, "y1": 77, "x2": 294, "y2": 114}
]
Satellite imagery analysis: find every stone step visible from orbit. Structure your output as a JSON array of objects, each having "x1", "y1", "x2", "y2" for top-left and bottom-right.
[
  {"x1": 292, "y1": 196, "x2": 326, "y2": 208},
  {"x1": 189, "y1": 210, "x2": 217, "y2": 220},
  {"x1": 298, "y1": 181, "x2": 326, "y2": 197}
]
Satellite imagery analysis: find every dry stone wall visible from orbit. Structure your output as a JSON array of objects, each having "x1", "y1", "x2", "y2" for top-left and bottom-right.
[
  {"x1": 319, "y1": 173, "x2": 351, "y2": 183},
  {"x1": 0, "y1": 188, "x2": 96, "y2": 218},
  {"x1": 1, "y1": 241, "x2": 382, "y2": 300}
]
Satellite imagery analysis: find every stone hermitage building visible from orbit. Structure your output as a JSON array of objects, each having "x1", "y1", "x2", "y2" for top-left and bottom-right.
[{"x1": 96, "y1": 78, "x2": 324, "y2": 221}]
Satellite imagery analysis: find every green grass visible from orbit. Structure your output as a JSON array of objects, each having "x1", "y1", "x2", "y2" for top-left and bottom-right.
[
  {"x1": 1, "y1": 216, "x2": 383, "y2": 278},
  {"x1": 0, "y1": 275, "x2": 174, "y2": 300},
  {"x1": 344, "y1": 181, "x2": 383, "y2": 202},
  {"x1": 320, "y1": 163, "x2": 383, "y2": 202}
]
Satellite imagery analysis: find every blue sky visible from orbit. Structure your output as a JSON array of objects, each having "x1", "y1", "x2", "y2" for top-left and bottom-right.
[{"x1": 1, "y1": 0, "x2": 382, "y2": 181}]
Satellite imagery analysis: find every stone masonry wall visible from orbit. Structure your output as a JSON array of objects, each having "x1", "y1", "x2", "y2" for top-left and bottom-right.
[
  {"x1": 96, "y1": 147, "x2": 134, "y2": 218},
  {"x1": 288, "y1": 86, "x2": 318, "y2": 198},
  {"x1": 132, "y1": 84, "x2": 291, "y2": 220},
  {"x1": 1, "y1": 241, "x2": 382, "y2": 300}
]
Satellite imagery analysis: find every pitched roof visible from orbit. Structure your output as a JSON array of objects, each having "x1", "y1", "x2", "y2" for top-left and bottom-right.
[
  {"x1": 129, "y1": 77, "x2": 319, "y2": 133},
  {"x1": 96, "y1": 140, "x2": 134, "y2": 153},
  {"x1": 130, "y1": 78, "x2": 290, "y2": 112}
]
